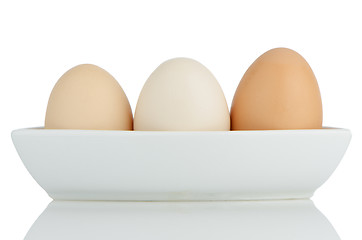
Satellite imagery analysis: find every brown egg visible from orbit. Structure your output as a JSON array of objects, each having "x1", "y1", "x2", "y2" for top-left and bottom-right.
[
  {"x1": 45, "y1": 64, "x2": 133, "y2": 130},
  {"x1": 231, "y1": 48, "x2": 322, "y2": 130}
]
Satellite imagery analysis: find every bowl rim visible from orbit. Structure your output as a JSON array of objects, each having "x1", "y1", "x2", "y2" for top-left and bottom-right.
[{"x1": 11, "y1": 126, "x2": 351, "y2": 135}]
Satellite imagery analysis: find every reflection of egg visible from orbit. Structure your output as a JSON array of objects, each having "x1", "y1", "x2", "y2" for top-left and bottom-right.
[
  {"x1": 231, "y1": 48, "x2": 322, "y2": 130},
  {"x1": 134, "y1": 58, "x2": 230, "y2": 131},
  {"x1": 45, "y1": 64, "x2": 133, "y2": 130}
]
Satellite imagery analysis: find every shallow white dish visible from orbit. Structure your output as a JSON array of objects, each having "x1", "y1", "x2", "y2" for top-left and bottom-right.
[{"x1": 12, "y1": 128, "x2": 351, "y2": 201}]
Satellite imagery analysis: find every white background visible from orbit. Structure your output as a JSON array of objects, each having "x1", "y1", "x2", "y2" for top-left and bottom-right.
[{"x1": 0, "y1": 1, "x2": 361, "y2": 239}]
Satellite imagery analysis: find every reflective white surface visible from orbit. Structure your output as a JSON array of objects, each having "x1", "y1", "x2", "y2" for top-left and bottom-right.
[{"x1": 25, "y1": 200, "x2": 339, "y2": 239}]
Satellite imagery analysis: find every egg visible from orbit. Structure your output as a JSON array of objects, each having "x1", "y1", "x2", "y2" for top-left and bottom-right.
[
  {"x1": 134, "y1": 58, "x2": 230, "y2": 131},
  {"x1": 45, "y1": 64, "x2": 133, "y2": 130},
  {"x1": 231, "y1": 48, "x2": 322, "y2": 130}
]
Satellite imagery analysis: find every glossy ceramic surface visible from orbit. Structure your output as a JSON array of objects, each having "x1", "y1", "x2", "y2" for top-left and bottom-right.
[{"x1": 12, "y1": 128, "x2": 351, "y2": 200}]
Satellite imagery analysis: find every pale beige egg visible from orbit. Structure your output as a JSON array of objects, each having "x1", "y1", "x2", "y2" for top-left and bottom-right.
[
  {"x1": 134, "y1": 58, "x2": 230, "y2": 131},
  {"x1": 45, "y1": 64, "x2": 132, "y2": 130}
]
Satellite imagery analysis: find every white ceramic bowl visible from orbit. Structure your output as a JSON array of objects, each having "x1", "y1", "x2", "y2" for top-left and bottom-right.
[{"x1": 11, "y1": 128, "x2": 351, "y2": 201}]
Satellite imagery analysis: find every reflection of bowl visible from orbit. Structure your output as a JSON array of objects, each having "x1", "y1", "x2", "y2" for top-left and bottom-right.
[
  {"x1": 12, "y1": 127, "x2": 351, "y2": 201},
  {"x1": 25, "y1": 200, "x2": 340, "y2": 240}
]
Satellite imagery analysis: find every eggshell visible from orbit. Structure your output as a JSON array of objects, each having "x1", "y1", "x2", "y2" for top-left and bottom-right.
[
  {"x1": 45, "y1": 64, "x2": 133, "y2": 130},
  {"x1": 231, "y1": 48, "x2": 322, "y2": 130},
  {"x1": 134, "y1": 58, "x2": 230, "y2": 131}
]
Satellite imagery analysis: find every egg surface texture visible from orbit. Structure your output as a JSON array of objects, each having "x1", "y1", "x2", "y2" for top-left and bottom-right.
[
  {"x1": 231, "y1": 48, "x2": 322, "y2": 130},
  {"x1": 45, "y1": 64, "x2": 133, "y2": 130},
  {"x1": 134, "y1": 58, "x2": 230, "y2": 131}
]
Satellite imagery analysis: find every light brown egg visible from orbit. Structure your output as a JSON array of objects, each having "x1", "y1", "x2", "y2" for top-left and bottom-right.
[
  {"x1": 45, "y1": 64, "x2": 133, "y2": 130},
  {"x1": 231, "y1": 48, "x2": 322, "y2": 130}
]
